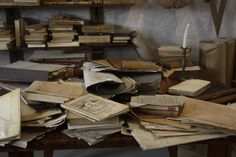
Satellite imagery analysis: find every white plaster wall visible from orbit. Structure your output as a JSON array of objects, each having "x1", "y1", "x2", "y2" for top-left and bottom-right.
[{"x1": 0, "y1": 0, "x2": 235, "y2": 65}]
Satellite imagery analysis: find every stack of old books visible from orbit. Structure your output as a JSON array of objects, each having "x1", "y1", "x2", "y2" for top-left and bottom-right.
[
  {"x1": 21, "y1": 79, "x2": 128, "y2": 145},
  {"x1": 42, "y1": 0, "x2": 93, "y2": 5},
  {"x1": 0, "y1": 0, "x2": 15, "y2": 5},
  {"x1": 0, "y1": 82, "x2": 70, "y2": 148},
  {"x1": 112, "y1": 33, "x2": 131, "y2": 44},
  {"x1": 0, "y1": 24, "x2": 14, "y2": 50},
  {"x1": 48, "y1": 15, "x2": 83, "y2": 47},
  {"x1": 126, "y1": 95, "x2": 234, "y2": 150},
  {"x1": 0, "y1": 61, "x2": 68, "y2": 82},
  {"x1": 79, "y1": 25, "x2": 114, "y2": 44},
  {"x1": 14, "y1": 0, "x2": 40, "y2": 6},
  {"x1": 130, "y1": 95, "x2": 184, "y2": 118},
  {"x1": 158, "y1": 45, "x2": 192, "y2": 68},
  {"x1": 25, "y1": 24, "x2": 48, "y2": 48},
  {"x1": 103, "y1": 0, "x2": 136, "y2": 4},
  {"x1": 61, "y1": 93, "x2": 128, "y2": 145},
  {"x1": 64, "y1": 111, "x2": 123, "y2": 145}
]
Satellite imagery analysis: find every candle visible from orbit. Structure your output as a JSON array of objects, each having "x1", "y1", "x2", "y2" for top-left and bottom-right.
[{"x1": 183, "y1": 23, "x2": 191, "y2": 48}]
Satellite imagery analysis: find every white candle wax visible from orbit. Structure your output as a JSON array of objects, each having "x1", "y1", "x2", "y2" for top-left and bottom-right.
[{"x1": 183, "y1": 23, "x2": 191, "y2": 48}]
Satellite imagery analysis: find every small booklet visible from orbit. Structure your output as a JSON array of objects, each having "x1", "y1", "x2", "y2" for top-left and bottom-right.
[{"x1": 168, "y1": 79, "x2": 211, "y2": 97}]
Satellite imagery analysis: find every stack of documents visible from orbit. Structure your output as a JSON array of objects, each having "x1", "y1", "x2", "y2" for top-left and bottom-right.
[
  {"x1": 0, "y1": 61, "x2": 68, "y2": 82},
  {"x1": 25, "y1": 24, "x2": 48, "y2": 48},
  {"x1": 127, "y1": 120, "x2": 226, "y2": 150},
  {"x1": 48, "y1": 15, "x2": 81, "y2": 47},
  {"x1": 103, "y1": 0, "x2": 136, "y2": 4},
  {"x1": 21, "y1": 106, "x2": 66, "y2": 128},
  {"x1": 79, "y1": 25, "x2": 115, "y2": 44},
  {"x1": 0, "y1": 26, "x2": 14, "y2": 50},
  {"x1": 130, "y1": 95, "x2": 184, "y2": 118},
  {"x1": 157, "y1": 45, "x2": 192, "y2": 68},
  {"x1": 43, "y1": 0, "x2": 93, "y2": 5},
  {"x1": 0, "y1": 82, "x2": 68, "y2": 148},
  {"x1": 23, "y1": 80, "x2": 86, "y2": 104},
  {"x1": 63, "y1": 112, "x2": 122, "y2": 145},
  {"x1": 126, "y1": 96, "x2": 236, "y2": 150},
  {"x1": 82, "y1": 25, "x2": 115, "y2": 34},
  {"x1": 112, "y1": 33, "x2": 131, "y2": 44},
  {"x1": 14, "y1": 0, "x2": 40, "y2": 5},
  {"x1": 0, "y1": 0, "x2": 15, "y2": 5}
]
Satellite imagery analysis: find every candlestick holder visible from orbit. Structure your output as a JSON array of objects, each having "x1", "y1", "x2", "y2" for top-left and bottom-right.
[{"x1": 179, "y1": 47, "x2": 190, "y2": 81}]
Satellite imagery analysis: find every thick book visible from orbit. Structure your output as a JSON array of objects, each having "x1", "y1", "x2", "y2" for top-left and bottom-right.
[
  {"x1": 0, "y1": 61, "x2": 68, "y2": 82},
  {"x1": 132, "y1": 108, "x2": 182, "y2": 118},
  {"x1": 168, "y1": 79, "x2": 211, "y2": 97}
]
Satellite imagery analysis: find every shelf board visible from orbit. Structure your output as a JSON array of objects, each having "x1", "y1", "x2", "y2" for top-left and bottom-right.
[
  {"x1": 0, "y1": 3, "x2": 134, "y2": 8},
  {"x1": 9, "y1": 43, "x2": 135, "y2": 51}
]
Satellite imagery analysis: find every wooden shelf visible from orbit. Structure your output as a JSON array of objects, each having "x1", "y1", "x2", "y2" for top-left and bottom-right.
[
  {"x1": 3, "y1": 2, "x2": 136, "y2": 62},
  {"x1": 0, "y1": 3, "x2": 134, "y2": 8},
  {"x1": 9, "y1": 43, "x2": 135, "y2": 51}
]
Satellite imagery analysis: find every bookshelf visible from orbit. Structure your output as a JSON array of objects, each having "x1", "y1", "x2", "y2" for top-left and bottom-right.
[{"x1": 1, "y1": 2, "x2": 135, "y2": 63}]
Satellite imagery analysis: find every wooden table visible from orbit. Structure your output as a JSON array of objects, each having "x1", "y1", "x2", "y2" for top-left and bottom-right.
[{"x1": 0, "y1": 70, "x2": 235, "y2": 157}]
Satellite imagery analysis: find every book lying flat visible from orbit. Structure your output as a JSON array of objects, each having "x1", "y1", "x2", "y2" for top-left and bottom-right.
[
  {"x1": 168, "y1": 79, "x2": 211, "y2": 97},
  {"x1": 61, "y1": 93, "x2": 129, "y2": 122},
  {"x1": 0, "y1": 61, "x2": 67, "y2": 82}
]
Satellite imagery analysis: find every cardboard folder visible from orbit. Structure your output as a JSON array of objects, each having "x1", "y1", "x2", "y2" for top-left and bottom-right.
[
  {"x1": 199, "y1": 39, "x2": 235, "y2": 85},
  {"x1": 0, "y1": 61, "x2": 68, "y2": 82},
  {"x1": 199, "y1": 41, "x2": 226, "y2": 84}
]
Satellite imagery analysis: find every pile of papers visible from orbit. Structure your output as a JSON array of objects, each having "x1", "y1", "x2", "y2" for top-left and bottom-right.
[
  {"x1": 14, "y1": 0, "x2": 40, "y2": 6},
  {"x1": 103, "y1": 0, "x2": 136, "y2": 4},
  {"x1": 130, "y1": 95, "x2": 184, "y2": 118},
  {"x1": 25, "y1": 24, "x2": 48, "y2": 48},
  {"x1": 157, "y1": 45, "x2": 192, "y2": 68},
  {"x1": 82, "y1": 59, "x2": 162, "y2": 97},
  {"x1": 79, "y1": 25, "x2": 115, "y2": 44},
  {"x1": 42, "y1": 0, "x2": 93, "y2": 5},
  {"x1": 0, "y1": 61, "x2": 68, "y2": 82},
  {"x1": 112, "y1": 33, "x2": 131, "y2": 44},
  {"x1": 21, "y1": 79, "x2": 129, "y2": 146},
  {"x1": 23, "y1": 80, "x2": 86, "y2": 104},
  {"x1": 48, "y1": 15, "x2": 81, "y2": 47},
  {"x1": 126, "y1": 96, "x2": 236, "y2": 150},
  {"x1": 0, "y1": 25, "x2": 14, "y2": 50},
  {"x1": 64, "y1": 112, "x2": 122, "y2": 145}
]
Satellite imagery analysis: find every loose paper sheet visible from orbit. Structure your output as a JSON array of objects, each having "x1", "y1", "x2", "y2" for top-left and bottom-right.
[{"x1": 0, "y1": 89, "x2": 21, "y2": 141}]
